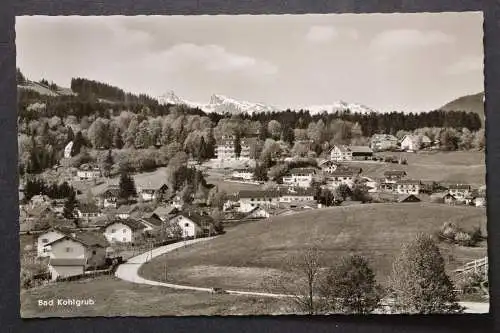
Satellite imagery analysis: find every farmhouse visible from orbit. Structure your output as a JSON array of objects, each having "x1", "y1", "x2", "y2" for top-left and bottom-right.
[
  {"x1": 398, "y1": 194, "x2": 422, "y2": 203},
  {"x1": 384, "y1": 170, "x2": 407, "y2": 183},
  {"x1": 113, "y1": 205, "x2": 138, "y2": 219},
  {"x1": 395, "y1": 180, "x2": 422, "y2": 195},
  {"x1": 473, "y1": 196, "x2": 486, "y2": 207},
  {"x1": 138, "y1": 184, "x2": 169, "y2": 202},
  {"x1": 64, "y1": 141, "x2": 73, "y2": 158},
  {"x1": 443, "y1": 193, "x2": 457, "y2": 205},
  {"x1": 103, "y1": 218, "x2": 148, "y2": 244},
  {"x1": 282, "y1": 168, "x2": 317, "y2": 188},
  {"x1": 231, "y1": 168, "x2": 254, "y2": 181},
  {"x1": 238, "y1": 190, "x2": 280, "y2": 213},
  {"x1": 448, "y1": 184, "x2": 472, "y2": 199},
  {"x1": 330, "y1": 145, "x2": 373, "y2": 162},
  {"x1": 45, "y1": 232, "x2": 108, "y2": 280},
  {"x1": 370, "y1": 134, "x2": 398, "y2": 151},
  {"x1": 400, "y1": 135, "x2": 432, "y2": 152},
  {"x1": 97, "y1": 186, "x2": 120, "y2": 208},
  {"x1": 76, "y1": 164, "x2": 101, "y2": 181},
  {"x1": 150, "y1": 205, "x2": 179, "y2": 222}
]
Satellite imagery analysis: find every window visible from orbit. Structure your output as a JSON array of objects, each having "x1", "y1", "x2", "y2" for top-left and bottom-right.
[
  {"x1": 123, "y1": 229, "x2": 127, "y2": 233},
  {"x1": 92, "y1": 250, "x2": 96, "y2": 255},
  {"x1": 184, "y1": 223, "x2": 189, "y2": 227},
  {"x1": 65, "y1": 247, "x2": 73, "y2": 253},
  {"x1": 111, "y1": 229, "x2": 116, "y2": 233},
  {"x1": 41, "y1": 238, "x2": 48, "y2": 243}
]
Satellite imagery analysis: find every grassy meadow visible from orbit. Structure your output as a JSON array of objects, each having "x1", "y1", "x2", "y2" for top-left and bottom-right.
[{"x1": 140, "y1": 203, "x2": 487, "y2": 292}]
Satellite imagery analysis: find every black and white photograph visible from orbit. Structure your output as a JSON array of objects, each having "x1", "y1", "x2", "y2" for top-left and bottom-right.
[{"x1": 16, "y1": 12, "x2": 488, "y2": 317}]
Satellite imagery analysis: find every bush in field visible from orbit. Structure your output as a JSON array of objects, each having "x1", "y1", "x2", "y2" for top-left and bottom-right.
[
  {"x1": 456, "y1": 271, "x2": 484, "y2": 294},
  {"x1": 454, "y1": 231, "x2": 473, "y2": 246},
  {"x1": 440, "y1": 222, "x2": 459, "y2": 240}
]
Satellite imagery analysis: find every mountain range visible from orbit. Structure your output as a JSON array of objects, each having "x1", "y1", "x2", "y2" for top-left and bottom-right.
[{"x1": 157, "y1": 91, "x2": 379, "y2": 115}]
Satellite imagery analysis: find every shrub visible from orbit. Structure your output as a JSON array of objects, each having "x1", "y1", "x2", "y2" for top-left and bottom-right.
[
  {"x1": 470, "y1": 226, "x2": 483, "y2": 244},
  {"x1": 440, "y1": 222, "x2": 459, "y2": 240},
  {"x1": 456, "y1": 271, "x2": 484, "y2": 294},
  {"x1": 454, "y1": 231, "x2": 473, "y2": 246}
]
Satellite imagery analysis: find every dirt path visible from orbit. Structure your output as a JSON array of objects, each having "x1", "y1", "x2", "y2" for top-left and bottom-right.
[{"x1": 114, "y1": 237, "x2": 489, "y2": 313}]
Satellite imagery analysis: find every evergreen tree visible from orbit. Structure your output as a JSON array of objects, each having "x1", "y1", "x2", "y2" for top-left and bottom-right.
[
  {"x1": 234, "y1": 134, "x2": 242, "y2": 158},
  {"x1": 254, "y1": 163, "x2": 268, "y2": 181},
  {"x1": 113, "y1": 127, "x2": 124, "y2": 149},
  {"x1": 102, "y1": 150, "x2": 114, "y2": 177},
  {"x1": 389, "y1": 233, "x2": 462, "y2": 314},
  {"x1": 71, "y1": 131, "x2": 85, "y2": 157},
  {"x1": 63, "y1": 191, "x2": 77, "y2": 219},
  {"x1": 118, "y1": 171, "x2": 137, "y2": 202}
]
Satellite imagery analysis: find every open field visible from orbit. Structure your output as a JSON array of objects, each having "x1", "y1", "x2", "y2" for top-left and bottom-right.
[
  {"x1": 140, "y1": 203, "x2": 487, "y2": 292},
  {"x1": 20, "y1": 276, "x2": 289, "y2": 317},
  {"x1": 370, "y1": 151, "x2": 485, "y2": 185}
]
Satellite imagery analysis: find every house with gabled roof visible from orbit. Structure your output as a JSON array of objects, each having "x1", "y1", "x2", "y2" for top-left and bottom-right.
[
  {"x1": 76, "y1": 163, "x2": 102, "y2": 181},
  {"x1": 326, "y1": 170, "x2": 358, "y2": 188},
  {"x1": 383, "y1": 170, "x2": 407, "y2": 183},
  {"x1": 395, "y1": 179, "x2": 422, "y2": 195},
  {"x1": 97, "y1": 186, "x2": 120, "y2": 208},
  {"x1": 238, "y1": 190, "x2": 281, "y2": 213},
  {"x1": 448, "y1": 184, "x2": 472, "y2": 199},
  {"x1": 330, "y1": 145, "x2": 373, "y2": 162},
  {"x1": 138, "y1": 183, "x2": 169, "y2": 202},
  {"x1": 170, "y1": 210, "x2": 215, "y2": 237},
  {"x1": 45, "y1": 231, "x2": 109, "y2": 280},
  {"x1": 75, "y1": 203, "x2": 102, "y2": 221},
  {"x1": 282, "y1": 168, "x2": 317, "y2": 188},
  {"x1": 102, "y1": 218, "x2": 149, "y2": 244},
  {"x1": 370, "y1": 134, "x2": 398, "y2": 151},
  {"x1": 150, "y1": 205, "x2": 180, "y2": 222},
  {"x1": 319, "y1": 160, "x2": 339, "y2": 174}
]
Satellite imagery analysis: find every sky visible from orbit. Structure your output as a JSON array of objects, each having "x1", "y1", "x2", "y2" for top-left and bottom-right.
[{"x1": 15, "y1": 13, "x2": 483, "y2": 113}]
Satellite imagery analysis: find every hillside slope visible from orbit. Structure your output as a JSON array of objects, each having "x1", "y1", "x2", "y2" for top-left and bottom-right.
[
  {"x1": 439, "y1": 92, "x2": 485, "y2": 122},
  {"x1": 140, "y1": 203, "x2": 487, "y2": 291}
]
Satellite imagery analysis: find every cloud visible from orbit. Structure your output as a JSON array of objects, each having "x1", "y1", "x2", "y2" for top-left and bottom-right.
[
  {"x1": 143, "y1": 43, "x2": 278, "y2": 76},
  {"x1": 371, "y1": 29, "x2": 455, "y2": 48},
  {"x1": 445, "y1": 55, "x2": 483, "y2": 75},
  {"x1": 306, "y1": 26, "x2": 339, "y2": 43},
  {"x1": 305, "y1": 25, "x2": 358, "y2": 43}
]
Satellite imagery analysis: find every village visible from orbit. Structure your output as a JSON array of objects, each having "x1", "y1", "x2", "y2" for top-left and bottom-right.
[{"x1": 19, "y1": 130, "x2": 486, "y2": 286}]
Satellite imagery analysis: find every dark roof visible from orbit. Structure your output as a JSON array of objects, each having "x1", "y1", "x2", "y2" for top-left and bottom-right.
[
  {"x1": 350, "y1": 146, "x2": 373, "y2": 154},
  {"x1": 384, "y1": 170, "x2": 407, "y2": 177},
  {"x1": 280, "y1": 187, "x2": 316, "y2": 197},
  {"x1": 288, "y1": 168, "x2": 317, "y2": 175},
  {"x1": 142, "y1": 216, "x2": 163, "y2": 227},
  {"x1": 104, "y1": 218, "x2": 146, "y2": 232},
  {"x1": 77, "y1": 203, "x2": 100, "y2": 213},
  {"x1": 238, "y1": 190, "x2": 280, "y2": 199},
  {"x1": 329, "y1": 170, "x2": 356, "y2": 177},
  {"x1": 152, "y1": 206, "x2": 179, "y2": 217},
  {"x1": 177, "y1": 211, "x2": 214, "y2": 227},
  {"x1": 396, "y1": 179, "x2": 421, "y2": 185},
  {"x1": 46, "y1": 231, "x2": 109, "y2": 248},
  {"x1": 49, "y1": 258, "x2": 86, "y2": 266},
  {"x1": 399, "y1": 194, "x2": 421, "y2": 203},
  {"x1": 449, "y1": 184, "x2": 472, "y2": 190}
]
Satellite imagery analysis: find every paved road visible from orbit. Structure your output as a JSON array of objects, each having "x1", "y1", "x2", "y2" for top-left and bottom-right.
[{"x1": 115, "y1": 237, "x2": 489, "y2": 313}]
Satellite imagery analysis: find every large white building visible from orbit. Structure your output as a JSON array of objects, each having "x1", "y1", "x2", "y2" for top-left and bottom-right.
[
  {"x1": 400, "y1": 135, "x2": 432, "y2": 151},
  {"x1": 215, "y1": 136, "x2": 257, "y2": 160},
  {"x1": 370, "y1": 134, "x2": 398, "y2": 151},
  {"x1": 282, "y1": 168, "x2": 316, "y2": 188},
  {"x1": 238, "y1": 190, "x2": 280, "y2": 213},
  {"x1": 395, "y1": 180, "x2": 422, "y2": 195}
]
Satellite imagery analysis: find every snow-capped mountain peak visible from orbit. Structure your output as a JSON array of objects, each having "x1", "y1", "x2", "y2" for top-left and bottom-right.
[{"x1": 157, "y1": 90, "x2": 380, "y2": 115}]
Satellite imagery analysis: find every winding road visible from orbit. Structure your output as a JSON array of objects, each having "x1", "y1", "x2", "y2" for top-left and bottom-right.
[{"x1": 114, "y1": 237, "x2": 489, "y2": 313}]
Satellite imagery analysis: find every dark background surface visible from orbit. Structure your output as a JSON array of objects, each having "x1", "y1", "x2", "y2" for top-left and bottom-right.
[{"x1": 0, "y1": 0, "x2": 498, "y2": 332}]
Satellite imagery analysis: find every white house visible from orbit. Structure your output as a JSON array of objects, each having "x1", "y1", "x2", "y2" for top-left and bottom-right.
[
  {"x1": 383, "y1": 170, "x2": 407, "y2": 183},
  {"x1": 400, "y1": 135, "x2": 431, "y2": 152},
  {"x1": 169, "y1": 212, "x2": 214, "y2": 238},
  {"x1": 448, "y1": 184, "x2": 472, "y2": 199},
  {"x1": 45, "y1": 232, "x2": 108, "y2": 280},
  {"x1": 330, "y1": 145, "x2": 373, "y2": 161},
  {"x1": 64, "y1": 141, "x2": 73, "y2": 158},
  {"x1": 282, "y1": 168, "x2": 316, "y2": 188},
  {"x1": 76, "y1": 164, "x2": 101, "y2": 181},
  {"x1": 326, "y1": 170, "x2": 357, "y2": 188},
  {"x1": 103, "y1": 218, "x2": 148, "y2": 244},
  {"x1": 215, "y1": 136, "x2": 256, "y2": 160},
  {"x1": 30, "y1": 194, "x2": 51, "y2": 207},
  {"x1": 138, "y1": 184, "x2": 169, "y2": 202},
  {"x1": 231, "y1": 168, "x2": 254, "y2": 181},
  {"x1": 238, "y1": 190, "x2": 280, "y2": 213},
  {"x1": 37, "y1": 229, "x2": 67, "y2": 257},
  {"x1": 75, "y1": 203, "x2": 102, "y2": 221},
  {"x1": 395, "y1": 180, "x2": 422, "y2": 195},
  {"x1": 473, "y1": 196, "x2": 486, "y2": 207}
]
